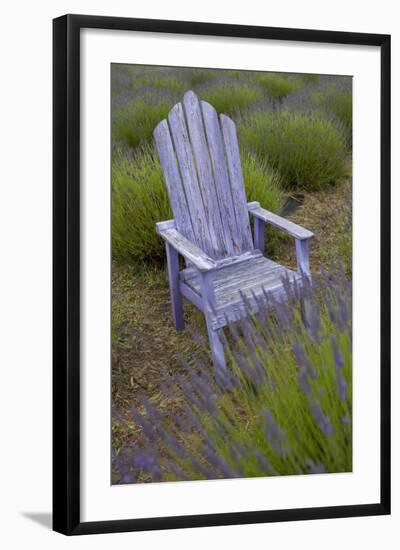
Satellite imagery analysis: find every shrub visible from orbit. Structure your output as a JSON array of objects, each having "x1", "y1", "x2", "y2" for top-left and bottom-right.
[
  {"x1": 241, "y1": 152, "x2": 283, "y2": 213},
  {"x1": 311, "y1": 82, "x2": 352, "y2": 145},
  {"x1": 130, "y1": 67, "x2": 191, "y2": 94},
  {"x1": 299, "y1": 73, "x2": 320, "y2": 84},
  {"x1": 187, "y1": 68, "x2": 220, "y2": 87},
  {"x1": 113, "y1": 267, "x2": 352, "y2": 483},
  {"x1": 241, "y1": 152, "x2": 284, "y2": 254},
  {"x1": 255, "y1": 73, "x2": 303, "y2": 100},
  {"x1": 112, "y1": 95, "x2": 179, "y2": 149},
  {"x1": 239, "y1": 107, "x2": 347, "y2": 190},
  {"x1": 112, "y1": 147, "x2": 283, "y2": 262},
  {"x1": 112, "y1": 147, "x2": 172, "y2": 261},
  {"x1": 198, "y1": 79, "x2": 263, "y2": 115}
]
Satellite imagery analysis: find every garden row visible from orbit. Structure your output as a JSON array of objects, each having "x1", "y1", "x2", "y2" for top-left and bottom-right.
[{"x1": 111, "y1": 65, "x2": 352, "y2": 262}]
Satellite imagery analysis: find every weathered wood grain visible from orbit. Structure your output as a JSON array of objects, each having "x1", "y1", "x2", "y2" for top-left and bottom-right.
[
  {"x1": 165, "y1": 241, "x2": 184, "y2": 330},
  {"x1": 249, "y1": 204, "x2": 314, "y2": 240},
  {"x1": 295, "y1": 238, "x2": 311, "y2": 274},
  {"x1": 155, "y1": 219, "x2": 176, "y2": 231},
  {"x1": 157, "y1": 227, "x2": 217, "y2": 271},
  {"x1": 153, "y1": 120, "x2": 195, "y2": 243},
  {"x1": 253, "y1": 216, "x2": 266, "y2": 253},
  {"x1": 183, "y1": 91, "x2": 227, "y2": 258},
  {"x1": 201, "y1": 100, "x2": 240, "y2": 255},
  {"x1": 168, "y1": 102, "x2": 212, "y2": 255},
  {"x1": 198, "y1": 270, "x2": 227, "y2": 371},
  {"x1": 178, "y1": 247, "x2": 305, "y2": 330},
  {"x1": 215, "y1": 249, "x2": 262, "y2": 268},
  {"x1": 182, "y1": 256, "x2": 301, "y2": 309},
  {"x1": 220, "y1": 114, "x2": 253, "y2": 252}
]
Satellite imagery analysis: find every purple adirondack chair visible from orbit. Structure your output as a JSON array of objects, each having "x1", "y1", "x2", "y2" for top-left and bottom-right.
[{"x1": 154, "y1": 90, "x2": 313, "y2": 373}]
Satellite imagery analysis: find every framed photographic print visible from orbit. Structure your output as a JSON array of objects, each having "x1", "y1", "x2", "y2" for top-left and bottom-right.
[{"x1": 53, "y1": 14, "x2": 391, "y2": 535}]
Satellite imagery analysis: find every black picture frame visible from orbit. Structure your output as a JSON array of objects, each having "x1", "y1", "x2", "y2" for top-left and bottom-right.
[{"x1": 53, "y1": 13, "x2": 391, "y2": 535}]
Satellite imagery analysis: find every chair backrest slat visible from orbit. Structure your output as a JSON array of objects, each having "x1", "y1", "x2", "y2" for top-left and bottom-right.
[
  {"x1": 154, "y1": 90, "x2": 254, "y2": 260},
  {"x1": 182, "y1": 92, "x2": 229, "y2": 259},
  {"x1": 167, "y1": 101, "x2": 211, "y2": 254},
  {"x1": 220, "y1": 114, "x2": 254, "y2": 252},
  {"x1": 153, "y1": 119, "x2": 196, "y2": 244},
  {"x1": 201, "y1": 100, "x2": 241, "y2": 256}
]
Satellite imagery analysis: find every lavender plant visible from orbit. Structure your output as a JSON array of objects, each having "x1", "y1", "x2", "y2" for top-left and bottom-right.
[
  {"x1": 310, "y1": 78, "x2": 352, "y2": 146},
  {"x1": 195, "y1": 78, "x2": 264, "y2": 116},
  {"x1": 112, "y1": 87, "x2": 182, "y2": 149},
  {"x1": 113, "y1": 267, "x2": 352, "y2": 483},
  {"x1": 255, "y1": 72, "x2": 304, "y2": 101},
  {"x1": 238, "y1": 106, "x2": 347, "y2": 190}
]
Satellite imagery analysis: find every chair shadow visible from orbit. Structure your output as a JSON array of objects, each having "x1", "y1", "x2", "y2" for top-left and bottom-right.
[{"x1": 22, "y1": 512, "x2": 52, "y2": 530}]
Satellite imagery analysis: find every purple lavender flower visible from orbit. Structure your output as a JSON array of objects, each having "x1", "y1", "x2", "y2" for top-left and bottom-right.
[
  {"x1": 307, "y1": 460, "x2": 326, "y2": 474},
  {"x1": 330, "y1": 334, "x2": 347, "y2": 401},
  {"x1": 292, "y1": 341, "x2": 317, "y2": 379},
  {"x1": 263, "y1": 408, "x2": 285, "y2": 457},
  {"x1": 311, "y1": 402, "x2": 334, "y2": 436},
  {"x1": 298, "y1": 368, "x2": 312, "y2": 397}
]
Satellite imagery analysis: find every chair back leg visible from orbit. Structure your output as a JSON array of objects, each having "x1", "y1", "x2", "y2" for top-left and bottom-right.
[{"x1": 165, "y1": 242, "x2": 184, "y2": 331}]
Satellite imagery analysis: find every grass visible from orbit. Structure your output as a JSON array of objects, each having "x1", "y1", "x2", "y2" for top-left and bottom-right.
[{"x1": 239, "y1": 107, "x2": 347, "y2": 191}]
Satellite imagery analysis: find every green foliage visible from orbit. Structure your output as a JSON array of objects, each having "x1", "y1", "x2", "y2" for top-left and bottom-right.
[
  {"x1": 241, "y1": 152, "x2": 284, "y2": 254},
  {"x1": 241, "y1": 152, "x2": 283, "y2": 213},
  {"x1": 187, "y1": 68, "x2": 220, "y2": 87},
  {"x1": 199, "y1": 81, "x2": 263, "y2": 115},
  {"x1": 112, "y1": 147, "x2": 283, "y2": 261},
  {"x1": 112, "y1": 98, "x2": 177, "y2": 149},
  {"x1": 311, "y1": 85, "x2": 352, "y2": 144},
  {"x1": 212, "y1": 278, "x2": 352, "y2": 477},
  {"x1": 299, "y1": 73, "x2": 320, "y2": 84},
  {"x1": 112, "y1": 147, "x2": 172, "y2": 262},
  {"x1": 255, "y1": 73, "x2": 303, "y2": 100},
  {"x1": 239, "y1": 108, "x2": 347, "y2": 191},
  {"x1": 130, "y1": 75, "x2": 187, "y2": 94}
]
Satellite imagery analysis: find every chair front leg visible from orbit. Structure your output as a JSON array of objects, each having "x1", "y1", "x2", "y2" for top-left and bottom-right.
[
  {"x1": 295, "y1": 238, "x2": 313, "y2": 328},
  {"x1": 253, "y1": 217, "x2": 266, "y2": 254},
  {"x1": 295, "y1": 238, "x2": 311, "y2": 275},
  {"x1": 165, "y1": 242, "x2": 184, "y2": 331},
  {"x1": 198, "y1": 271, "x2": 227, "y2": 375}
]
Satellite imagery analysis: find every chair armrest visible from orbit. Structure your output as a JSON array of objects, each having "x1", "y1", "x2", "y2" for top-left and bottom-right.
[
  {"x1": 248, "y1": 202, "x2": 314, "y2": 240},
  {"x1": 156, "y1": 225, "x2": 217, "y2": 272}
]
